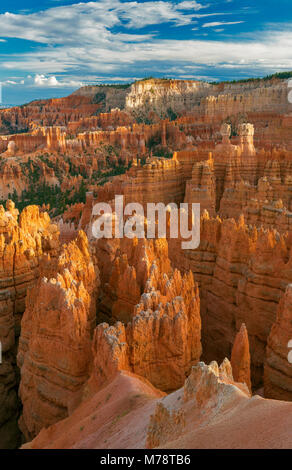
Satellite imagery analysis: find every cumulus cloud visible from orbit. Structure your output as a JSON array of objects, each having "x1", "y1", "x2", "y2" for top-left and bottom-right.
[
  {"x1": 34, "y1": 74, "x2": 83, "y2": 87},
  {"x1": 1, "y1": 74, "x2": 83, "y2": 88},
  {"x1": 34, "y1": 74, "x2": 59, "y2": 86}
]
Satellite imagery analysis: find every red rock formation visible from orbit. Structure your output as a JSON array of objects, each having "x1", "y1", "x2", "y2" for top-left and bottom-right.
[
  {"x1": 58, "y1": 203, "x2": 85, "y2": 243},
  {"x1": 0, "y1": 153, "x2": 62, "y2": 198},
  {"x1": 231, "y1": 323, "x2": 252, "y2": 392},
  {"x1": 0, "y1": 203, "x2": 59, "y2": 448},
  {"x1": 264, "y1": 284, "x2": 292, "y2": 401},
  {"x1": 146, "y1": 359, "x2": 249, "y2": 448},
  {"x1": 67, "y1": 109, "x2": 134, "y2": 133},
  {"x1": 128, "y1": 268, "x2": 201, "y2": 391},
  {"x1": 184, "y1": 155, "x2": 216, "y2": 216},
  {"x1": 168, "y1": 211, "x2": 292, "y2": 388},
  {"x1": 17, "y1": 231, "x2": 99, "y2": 440},
  {"x1": 15, "y1": 232, "x2": 199, "y2": 439},
  {"x1": 201, "y1": 80, "x2": 290, "y2": 122},
  {"x1": 94, "y1": 155, "x2": 185, "y2": 209},
  {"x1": 0, "y1": 160, "x2": 27, "y2": 198},
  {"x1": 71, "y1": 119, "x2": 291, "y2": 395},
  {"x1": 45, "y1": 127, "x2": 66, "y2": 152},
  {"x1": 173, "y1": 149, "x2": 202, "y2": 183},
  {"x1": 93, "y1": 235, "x2": 172, "y2": 324},
  {"x1": 1, "y1": 113, "x2": 291, "y2": 234},
  {"x1": 0, "y1": 94, "x2": 102, "y2": 134},
  {"x1": 90, "y1": 239, "x2": 201, "y2": 393}
]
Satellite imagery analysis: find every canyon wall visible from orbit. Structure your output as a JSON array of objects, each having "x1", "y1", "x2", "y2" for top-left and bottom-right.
[
  {"x1": 73, "y1": 121, "x2": 292, "y2": 394},
  {"x1": 17, "y1": 231, "x2": 99, "y2": 441},
  {"x1": 0, "y1": 203, "x2": 59, "y2": 448},
  {"x1": 168, "y1": 212, "x2": 292, "y2": 389},
  {"x1": 72, "y1": 85, "x2": 130, "y2": 112},
  {"x1": 0, "y1": 95, "x2": 100, "y2": 134},
  {"x1": 94, "y1": 156, "x2": 185, "y2": 209},
  {"x1": 91, "y1": 236, "x2": 201, "y2": 393},
  {"x1": 264, "y1": 284, "x2": 292, "y2": 401},
  {"x1": 2, "y1": 77, "x2": 292, "y2": 157},
  {"x1": 125, "y1": 79, "x2": 213, "y2": 116},
  {"x1": 125, "y1": 78, "x2": 291, "y2": 120},
  {"x1": 17, "y1": 233, "x2": 201, "y2": 439}
]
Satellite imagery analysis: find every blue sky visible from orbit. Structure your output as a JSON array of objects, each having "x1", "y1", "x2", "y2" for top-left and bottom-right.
[{"x1": 0, "y1": 0, "x2": 292, "y2": 105}]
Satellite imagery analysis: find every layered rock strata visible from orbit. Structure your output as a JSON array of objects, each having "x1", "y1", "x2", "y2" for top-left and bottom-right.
[
  {"x1": 90, "y1": 236, "x2": 201, "y2": 393},
  {"x1": 17, "y1": 231, "x2": 99, "y2": 440},
  {"x1": 264, "y1": 284, "x2": 292, "y2": 401},
  {"x1": 168, "y1": 211, "x2": 292, "y2": 389},
  {"x1": 0, "y1": 203, "x2": 59, "y2": 448}
]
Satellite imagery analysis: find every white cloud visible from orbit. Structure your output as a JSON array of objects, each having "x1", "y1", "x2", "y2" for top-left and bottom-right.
[
  {"x1": 33, "y1": 74, "x2": 83, "y2": 87},
  {"x1": 2, "y1": 28, "x2": 292, "y2": 78},
  {"x1": 0, "y1": 1, "x2": 207, "y2": 44},
  {"x1": 0, "y1": 1, "x2": 291, "y2": 85},
  {"x1": 34, "y1": 74, "x2": 59, "y2": 86},
  {"x1": 202, "y1": 21, "x2": 244, "y2": 28},
  {"x1": 1, "y1": 74, "x2": 84, "y2": 88},
  {"x1": 177, "y1": 1, "x2": 205, "y2": 9},
  {"x1": 192, "y1": 12, "x2": 234, "y2": 18},
  {"x1": 2, "y1": 78, "x2": 25, "y2": 85}
]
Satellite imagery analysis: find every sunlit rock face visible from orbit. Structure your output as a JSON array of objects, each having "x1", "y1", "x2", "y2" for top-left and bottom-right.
[
  {"x1": 92, "y1": 269, "x2": 201, "y2": 393},
  {"x1": 0, "y1": 203, "x2": 59, "y2": 448},
  {"x1": 125, "y1": 79, "x2": 213, "y2": 117},
  {"x1": 168, "y1": 211, "x2": 292, "y2": 389},
  {"x1": 90, "y1": 236, "x2": 201, "y2": 393},
  {"x1": 17, "y1": 231, "x2": 99, "y2": 441},
  {"x1": 16, "y1": 232, "x2": 201, "y2": 440}
]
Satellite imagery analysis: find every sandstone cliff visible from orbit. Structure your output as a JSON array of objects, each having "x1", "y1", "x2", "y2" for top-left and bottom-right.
[
  {"x1": 264, "y1": 284, "x2": 292, "y2": 401},
  {"x1": 17, "y1": 231, "x2": 99, "y2": 440},
  {"x1": 16, "y1": 233, "x2": 200, "y2": 439},
  {"x1": 168, "y1": 212, "x2": 292, "y2": 389},
  {"x1": 90, "y1": 236, "x2": 201, "y2": 393},
  {"x1": 0, "y1": 203, "x2": 59, "y2": 448}
]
